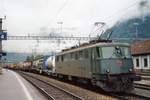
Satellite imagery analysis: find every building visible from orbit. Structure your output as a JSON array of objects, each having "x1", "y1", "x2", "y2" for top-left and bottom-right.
[{"x1": 131, "y1": 40, "x2": 150, "y2": 72}]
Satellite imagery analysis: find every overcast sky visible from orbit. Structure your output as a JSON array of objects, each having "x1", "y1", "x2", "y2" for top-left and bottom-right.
[{"x1": 0, "y1": 0, "x2": 143, "y2": 53}]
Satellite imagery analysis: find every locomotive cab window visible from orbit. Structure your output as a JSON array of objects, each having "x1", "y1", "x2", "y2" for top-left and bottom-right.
[
  {"x1": 102, "y1": 46, "x2": 131, "y2": 58},
  {"x1": 79, "y1": 50, "x2": 83, "y2": 59}
]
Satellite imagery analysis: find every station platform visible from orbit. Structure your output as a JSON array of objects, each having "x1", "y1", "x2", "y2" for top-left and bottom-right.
[{"x1": 0, "y1": 69, "x2": 46, "y2": 100}]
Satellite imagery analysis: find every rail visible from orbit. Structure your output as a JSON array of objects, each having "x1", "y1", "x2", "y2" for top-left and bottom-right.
[
  {"x1": 134, "y1": 83, "x2": 150, "y2": 90},
  {"x1": 19, "y1": 71, "x2": 83, "y2": 100},
  {"x1": 109, "y1": 82, "x2": 150, "y2": 100}
]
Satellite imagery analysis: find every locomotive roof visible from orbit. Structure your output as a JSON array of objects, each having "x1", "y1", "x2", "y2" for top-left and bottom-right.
[{"x1": 57, "y1": 42, "x2": 130, "y2": 56}]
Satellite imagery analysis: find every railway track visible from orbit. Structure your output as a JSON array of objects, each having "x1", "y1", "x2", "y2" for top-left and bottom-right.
[
  {"x1": 138, "y1": 72, "x2": 150, "y2": 80},
  {"x1": 19, "y1": 72, "x2": 83, "y2": 100},
  {"x1": 17, "y1": 71, "x2": 117, "y2": 100},
  {"x1": 18, "y1": 71, "x2": 150, "y2": 100},
  {"x1": 134, "y1": 83, "x2": 150, "y2": 90},
  {"x1": 110, "y1": 83, "x2": 150, "y2": 100},
  {"x1": 138, "y1": 72, "x2": 150, "y2": 76},
  {"x1": 109, "y1": 83, "x2": 150, "y2": 100}
]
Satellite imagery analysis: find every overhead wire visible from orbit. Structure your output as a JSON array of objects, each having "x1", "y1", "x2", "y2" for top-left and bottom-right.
[
  {"x1": 53, "y1": 0, "x2": 69, "y2": 20},
  {"x1": 45, "y1": 0, "x2": 142, "y2": 42},
  {"x1": 45, "y1": 0, "x2": 69, "y2": 27},
  {"x1": 102, "y1": 0, "x2": 140, "y2": 25},
  {"x1": 89, "y1": 0, "x2": 141, "y2": 39},
  {"x1": 35, "y1": 0, "x2": 70, "y2": 48}
]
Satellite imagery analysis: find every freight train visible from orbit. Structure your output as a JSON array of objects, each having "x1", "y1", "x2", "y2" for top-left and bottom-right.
[{"x1": 10, "y1": 40, "x2": 141, "y2": 92}]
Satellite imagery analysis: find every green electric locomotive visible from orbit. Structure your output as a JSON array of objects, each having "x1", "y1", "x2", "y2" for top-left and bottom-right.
[{"x1": 55, "y1": 41, "x2": 141, "y2": 92}]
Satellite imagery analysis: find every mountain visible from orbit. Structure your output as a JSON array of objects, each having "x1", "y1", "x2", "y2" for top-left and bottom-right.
[
  {"x1": 2, "y1": 52, "x2": 53, "y2": 63},
  {"x1": 2, "y1": 52, "x2": 31, "y2": 63},
  {"x1": 102, "y1": 14, "x2": 150, "y2": 42}
]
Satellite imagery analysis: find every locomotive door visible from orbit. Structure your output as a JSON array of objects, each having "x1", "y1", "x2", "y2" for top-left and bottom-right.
[
  {"x1": 91, "y1": 47, "x2": 100, "y2": 78},
  {"x1": 91, "y1": 48, "x2": 96, "y2": 75}
]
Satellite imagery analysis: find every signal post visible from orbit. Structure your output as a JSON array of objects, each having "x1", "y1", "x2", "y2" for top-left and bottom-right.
[{"x1": 0, "y1": 18, "x2": 7, "y2": 74}]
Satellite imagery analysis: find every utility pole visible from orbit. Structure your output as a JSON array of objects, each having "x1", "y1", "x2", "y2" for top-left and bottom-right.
[
  {"x1": 57, "y1": 22, "x2": 63, "y2": 34},
  {"x1": 0, "y1": 17, "x2": 7, "y2": 74},
  {"x1": 139, "y1": 0, "x2": 148, "y2": 22},
  {"x1": 57, "y1": 22, "x2": 63, "y2": 46},
  {"x1": 133, "y1": 22, "x2": 139, "y2": 41}
]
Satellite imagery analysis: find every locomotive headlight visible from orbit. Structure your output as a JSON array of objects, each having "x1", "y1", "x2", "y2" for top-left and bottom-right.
[
  {"x1": 129, "y1": 68, "x2": 132, "y2": 72},
  {"x1": 106, "y1": 69, "x2": 110, "y2": 73}
]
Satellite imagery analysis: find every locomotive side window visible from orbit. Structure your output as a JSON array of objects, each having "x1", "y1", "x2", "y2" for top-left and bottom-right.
[
  {"x1": 64, "y1": 54, "x2": 66, "y2": 61},
  {"x1": 70, "y1": 52, "x2": 74, "y2": 60},
  {"x1": 84, "y1": 50, "x2": 89, "y2": 58},
  {"x1": 64, "y1": 54, "x2": 70, "y2": 61},
  {"x1": 75, "y1": 52, "x2": 78, "y2": 60},
  {"x1": 63, "y1": 54, "x2": 67, "y2": 61},
  {"x1": 79, "y1": 51, "x2": 83, "y2": 59},
  {"x1": 92, "y1": 48, "x2": 95, "y2": 59},
  {"x1": 61, "y1": 55, "x2": 64, "y2": 62},
  {"x1": 59, "y1": 56, "x2": 61, "y2": 62},
  {"x1": 96, "y1": 47, "x2": 101, "y2": 57},
  {"x1": 56, "y1": 56, "x2": 58, "y2": 62}
]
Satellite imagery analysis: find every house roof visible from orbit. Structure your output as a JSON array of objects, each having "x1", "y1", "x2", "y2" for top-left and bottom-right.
[{"x1": 131, "y1": 40, "x2": 150, "y2": 56}]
